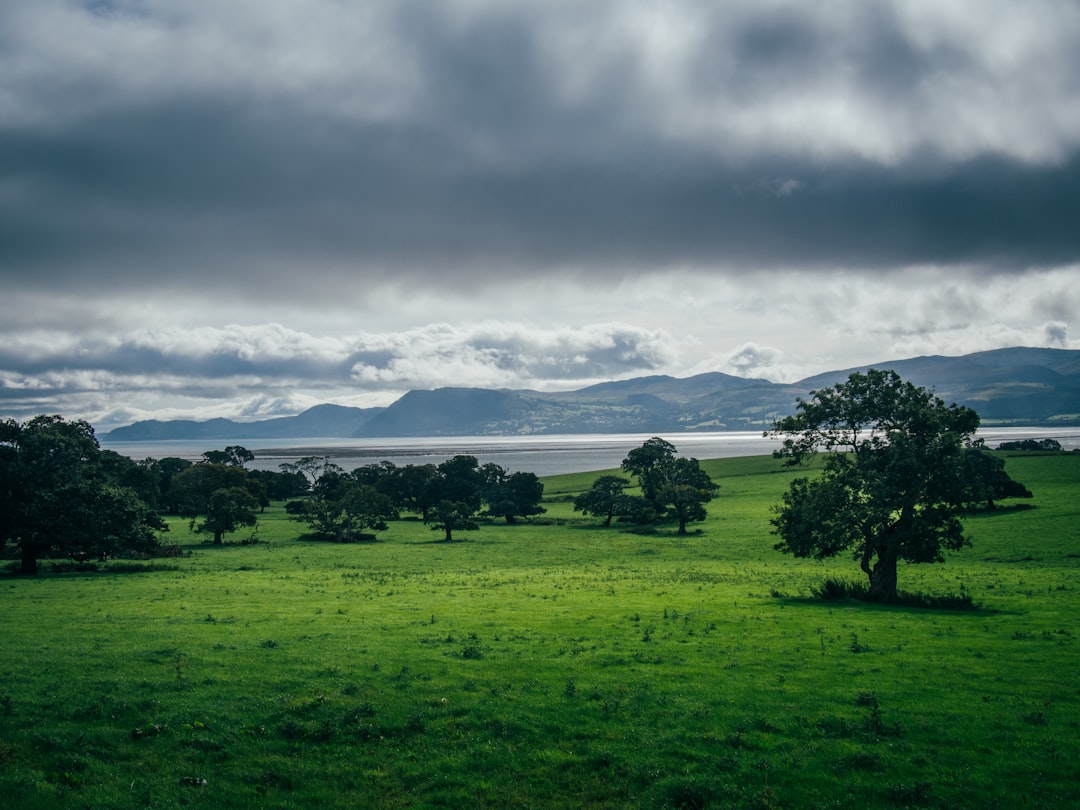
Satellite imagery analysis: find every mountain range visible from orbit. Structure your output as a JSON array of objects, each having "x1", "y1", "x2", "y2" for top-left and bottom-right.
[{"x1": 104, "y1": 347, "x2": 1080, "y2": 441}]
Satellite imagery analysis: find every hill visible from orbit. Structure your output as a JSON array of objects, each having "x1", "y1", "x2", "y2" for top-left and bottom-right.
[{"x1": 103, "y1": 347, "x2": 1080, "y2": 440}]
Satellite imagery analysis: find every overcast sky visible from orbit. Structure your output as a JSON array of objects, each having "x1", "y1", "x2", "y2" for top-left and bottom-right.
[{"x1": 3, "y1": 0, "x2": 1079, "y2": 429}]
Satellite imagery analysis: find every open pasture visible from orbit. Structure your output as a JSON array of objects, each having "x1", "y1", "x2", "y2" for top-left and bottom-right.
[{"x1": 1, "y1": 453, "x2": 1077, "y2": 808}]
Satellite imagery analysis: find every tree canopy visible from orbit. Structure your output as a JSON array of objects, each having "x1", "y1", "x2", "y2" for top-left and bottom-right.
[
  {"x1": 285, "y1": 460, "x2": 397, "y2": 542},
  {"x1": 167, "y1": 462, "x2": 263, "y2": 544},
  {"x1": 576, "y1": 438, "x2": 719, "y2": 533},
  {"x1": 0, "y1": 415, "x2": 166, "y2": 573},
  {"x1": 768, "y1": 369, "x2": 1031, "y2": 602}
]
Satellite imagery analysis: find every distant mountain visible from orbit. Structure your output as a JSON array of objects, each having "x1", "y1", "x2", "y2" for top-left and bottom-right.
[
  {"x1": 796, "y1": 347, "x2": 1080, "y2": 424},
  {"x1": 103, "y1": 347, "x2": 1080, "y2": 440},
  {"x1": 105, "y1": 404, "x2": 383, "y2": 441}
]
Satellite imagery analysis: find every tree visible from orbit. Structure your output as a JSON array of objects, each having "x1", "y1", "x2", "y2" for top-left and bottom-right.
[
  {"x1": 167, "y1": 462, "x2": 262, "y2": 544},
  {"x1": 963, "y1": 448, "x2": 1034, "y2": 509},
  {"x1": 618, "y1": 438, "x2": 719, "y2": 533},
  {"x1": 768, "y1": 369, "x2": 1030, "y2": 602},
  {"x1": 481, "y1": 464, "x2": 546, "y2": 524},
  {"x1": 658, "y1": 457, "x2": 720, "y2": 534},
  {"x1": 0, "y1": 415, "x2": 166, "y2": 574},
  {"x1": 997, "y1": 438, "x2": 1063, "y2": 452},
  {"x1": 288, "y1": 466, "x2": 397, "y2": 542},
  {"x1": 383, "y1": 463, "x2": 438, "y2": 518},
  {"x1": 152, "y1": 456, "x2": 194, "y2": 512},
  {"x1": 574, "y1": 475, "x2": 631, "y2": 526},
  {"x1": 197, "y1": 486, "x2": 260, "y2": 544},
  {"x1": 201, "y1": 446, "x2": 254, "y2": 467},
  {"x1": 621, "y1": 437, "x2": 677, "y2": 504},
  {"x1": 248, "y1": 467, "x2": 310, "y2": 501},
  {"x1": 422, "y1": 456, "x2": 485, "y2": 540},
  {"x1": 428, "y1": 500, "x2": 479, "y2": 542}
]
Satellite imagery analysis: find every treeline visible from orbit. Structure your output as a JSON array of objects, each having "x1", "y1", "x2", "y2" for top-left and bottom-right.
[
  {"x1": 7, "y1": 406, "x2": 1052, "y2": 577},
  {"x1": 279, "y1": 454, "x2": 545, "y2": 542},
  {"x1": 996, "y1": 438, "x2": 1066, "y2": 452},
  {"x1": 1, "y1": 413, "x2": 725, "y2": 575}
]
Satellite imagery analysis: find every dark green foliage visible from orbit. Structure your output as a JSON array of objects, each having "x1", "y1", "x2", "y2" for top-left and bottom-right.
[
  {"x1": 150, "y1": 456, "x2": 194, "y2": 511},
  {"x1": 480, "y1": 465, "x2": 546, "y2": 524},
  {"x1": 421, "y1": 456, "x2": 485, "y2": 540},
  {"x1": 574, "y1": 475, "x2": 631, "y2": 526},
  {"x1": 963, "y1": 448, "x2": 1034, "y2": 509},
  {"x1": 427, "y1": 500, "x2": 479, "y2": 542},
  {"x1": 612, "y1": 438, "x2": 719, "y2": 532},
  {"x1": 769, "y1": 369, "x2": 1029, "y2": 602},
  {"x1": 621, "y1": 436, "x2": 678, "y2": 503},
  {"x1": 0, "y1": 415, "x2": 167, "y2": 573},
  {"x1": 284, "y1": 458, "x2": 397, "y2": 541},
  {"x1": 248, "y1": 467, "x2": 309, "y2": 501},
  {"x1": 167, "y1": 462, "x2": 263, "y2": 543},
  {"x1": 659, "y1": 456, "x2": 720, "y2": 534},
  {"x1": 198, "y1": 487, "x2": 260, "y2": 544},
  {"x1": 997, "y1": 438, "x2": 1063, "y2": 451},
  {"x1": 201, "y1": 445, "x2": 255, "y2": 467}
]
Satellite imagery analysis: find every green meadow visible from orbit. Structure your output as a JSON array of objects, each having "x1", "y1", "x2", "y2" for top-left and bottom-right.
[{"x1": 1, "y1": 452, "x2": 1077, "y2": 809}]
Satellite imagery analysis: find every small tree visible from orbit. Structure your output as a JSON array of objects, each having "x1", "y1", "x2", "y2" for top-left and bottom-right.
[
  {"x1": 768, "y1": 369, "x2": 1030, "y2": 602},
  {"x1": 196, "y1": 487, "x2": 259, "y2": 544},
  {"x1": 574, "y1": 475, "x2": 631, "y2": 526},
  {"x1": 618, "y1": 438, "x2": 719, "y2": 533},
  {"x1": 621, "y1": 437, "x2": 676, "y2": 504},
  {"x1": 658, "y1": 457, "x2": 720, "y2": 534},
  {"x1": 168, "y1": 462, "x2": 262, "y2": 544},
  {"x1": 289, "y1": 470, "x2": 397, "y2": 542},
  {"x1": 421, "y1": 456, "x2": 484, "y2": 538},
  {"x1": 481, "y1": 464, "x2": 546, "y2": 524},
  {"x1": 428, "y1": 500, "x2": 479, "y2": 542},
  {"x1": 964, "y1": 447, "x2": 1033, "y2": 509}
]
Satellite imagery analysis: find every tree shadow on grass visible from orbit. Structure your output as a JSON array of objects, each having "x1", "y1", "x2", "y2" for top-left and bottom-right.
[{"x1": 769, "y1": 579, "x2": 998, "y2": 614}]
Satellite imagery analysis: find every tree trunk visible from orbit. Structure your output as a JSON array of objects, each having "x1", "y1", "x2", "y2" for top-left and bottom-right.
[
  {"x1": 677, "y1": 517, "x2": 688, "y2": 535},
  {"x1": 213, "y1": 530, "x2": 223, "y2": 544},
  {"x1": 865, "y1": 544, "x2": 899, "y2": 602},
  {"x1": 444, "y1": 527, "x2": 453, "y2": 542},
  {"x1": 20, "y1": 544, "x2": 38, "y2": 575}
]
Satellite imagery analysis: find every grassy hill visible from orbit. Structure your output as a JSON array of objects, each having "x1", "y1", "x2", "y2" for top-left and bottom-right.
[{"x1": 2, "y1": 452, "x2": 1078, "y2": 808}]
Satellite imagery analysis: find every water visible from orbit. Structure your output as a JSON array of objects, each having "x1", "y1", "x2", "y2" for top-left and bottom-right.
[{"x1": 101, "y1": 427, "x2": 1080, "y2": 477}]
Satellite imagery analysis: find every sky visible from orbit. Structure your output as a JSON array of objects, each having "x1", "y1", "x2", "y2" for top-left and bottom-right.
[{"x1": 2, "y1": 0, "x2": 1079, "y2": 430}]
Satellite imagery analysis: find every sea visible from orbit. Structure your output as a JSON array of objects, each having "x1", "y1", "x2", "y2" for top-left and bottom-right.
[{"x1": 100, "y1": 427, "x2": 1080, "y2": 477}]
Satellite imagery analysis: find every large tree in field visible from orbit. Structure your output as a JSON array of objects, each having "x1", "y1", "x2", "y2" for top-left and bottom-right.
[
  {"x1": 768, "y1": 369, "x2": 1029, "y2": 602},
  {"x1": 0, "y1": 415, "x2": 166, "y2": 574}
]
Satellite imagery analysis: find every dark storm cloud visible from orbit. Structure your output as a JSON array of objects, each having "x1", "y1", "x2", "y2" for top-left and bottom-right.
[{"x1": 2, "y1": 0, "x2": 1079, "y2": 301}]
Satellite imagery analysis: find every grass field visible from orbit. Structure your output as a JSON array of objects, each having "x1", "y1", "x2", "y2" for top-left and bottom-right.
[{"x1": 1, "y1": 452, "x2": 1077, "y2": 808}]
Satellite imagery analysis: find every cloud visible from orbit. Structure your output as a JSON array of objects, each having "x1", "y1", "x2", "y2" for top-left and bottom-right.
[
  {"x1": 0, "y1": 320, "x2": 679, "y2": 426},
  {"x1": 2, "y1": 0, "x2": 1080, "y2": 301},
  {"x1": 348, "y1": 322, "x2": 678, "y2": 389}
]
